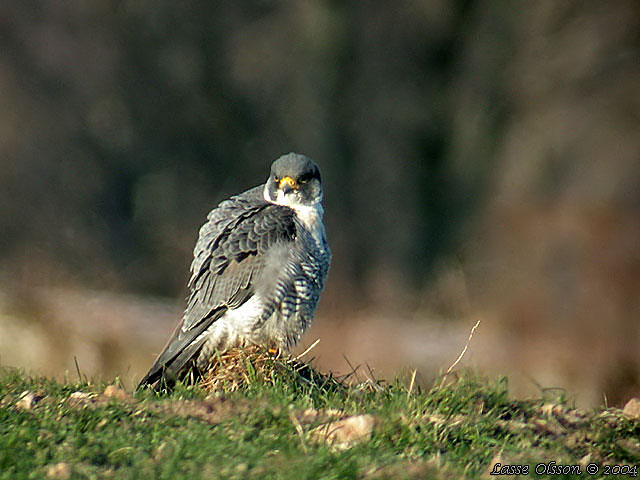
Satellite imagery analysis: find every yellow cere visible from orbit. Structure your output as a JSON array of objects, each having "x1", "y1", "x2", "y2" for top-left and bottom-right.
[{"x1": 279, "y1": 176, "x2": 297, "y2": 189}]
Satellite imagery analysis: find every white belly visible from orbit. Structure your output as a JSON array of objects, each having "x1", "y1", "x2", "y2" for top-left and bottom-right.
[
  {"x1": 215, "y1": 295, "x2": 265, "y2": 343},
  {"x1": 195, "y1": 296, "x2": 266, "y2": 365}
]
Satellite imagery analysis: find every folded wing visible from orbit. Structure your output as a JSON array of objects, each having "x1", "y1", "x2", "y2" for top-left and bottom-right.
[{"x1": 138, "y1": 187, "x2": 297, "y2": 389}]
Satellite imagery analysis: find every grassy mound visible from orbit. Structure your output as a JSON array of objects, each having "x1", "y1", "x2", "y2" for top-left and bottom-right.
[
  {"x1": 199, "y1": 346, "x2": 346, "y2": 395},
  {"x1": 1, "y1": 363, "x2": 639, "y2": 479}
]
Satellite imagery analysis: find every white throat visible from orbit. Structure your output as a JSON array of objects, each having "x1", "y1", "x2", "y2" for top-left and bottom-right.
[{"x1": 263, "y1": 184, "x2": 325, "y2": 243}]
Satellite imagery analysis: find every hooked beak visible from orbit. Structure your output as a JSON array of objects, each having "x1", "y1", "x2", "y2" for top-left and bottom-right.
[{"x1": 278, "y1": 176, "x2": 297, "y2": 194}]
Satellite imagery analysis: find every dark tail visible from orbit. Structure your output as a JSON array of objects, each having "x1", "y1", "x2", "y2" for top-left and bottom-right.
[{"x1": 137, "y1": 324, "x2": 211, "y2": 391}]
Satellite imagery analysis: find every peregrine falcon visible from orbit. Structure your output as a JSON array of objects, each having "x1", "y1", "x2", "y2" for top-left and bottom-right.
[{"x1": 138, "y1": 153, "x2": 330, "y2": 389}]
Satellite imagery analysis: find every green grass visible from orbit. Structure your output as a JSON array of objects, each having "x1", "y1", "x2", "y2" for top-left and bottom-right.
[{"x1": 1, "y1": 363, "x2": 639, "y2": 480}]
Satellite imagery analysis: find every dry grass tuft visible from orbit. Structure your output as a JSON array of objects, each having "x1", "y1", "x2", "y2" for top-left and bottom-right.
[{"x1": 199, "y1": 345, "x2": 343, "y2": 393}]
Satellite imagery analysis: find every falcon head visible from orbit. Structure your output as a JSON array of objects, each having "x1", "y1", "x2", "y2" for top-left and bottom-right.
[{"x1": 264, "y1": 153, "x2": 323, "y2": 207}]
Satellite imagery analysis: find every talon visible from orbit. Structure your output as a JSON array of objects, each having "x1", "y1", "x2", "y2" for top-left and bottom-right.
[{"x1": 268, "y1": 348, "x2": 279, "y2": 356}]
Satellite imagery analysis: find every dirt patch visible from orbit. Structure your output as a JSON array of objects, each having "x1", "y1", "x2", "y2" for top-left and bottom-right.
[{"x1": 152, "y1": 396, "x2": 252, "y2": 425}]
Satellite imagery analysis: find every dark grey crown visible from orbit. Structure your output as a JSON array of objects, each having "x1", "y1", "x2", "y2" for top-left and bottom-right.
[{"x1": 265, "y1": 153, "x2": 323, "y2": 206}]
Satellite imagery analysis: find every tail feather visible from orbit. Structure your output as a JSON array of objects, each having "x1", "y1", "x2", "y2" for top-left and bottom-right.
[{"x1": 137, "y1": 319, "x2": 215, "y2": 391}]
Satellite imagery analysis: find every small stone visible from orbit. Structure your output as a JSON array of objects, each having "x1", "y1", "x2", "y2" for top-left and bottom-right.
[
  {"x1": 310, "y1": 414, "x2": 376, "y2": 450},
  {"x1": 66, "y1": 391, "x2": 94, "y2": 408},
  {"x1": 622, "y1": 398, "x2": 640, "y2": 419},
  {"x1": 16, "y1": 391, "x2": 43, "y2": 410},
  {"x1": 541, "y1": 403, "x2": 568, "y2": 418},
  {"x1": 46, "y1": 462, "x2": 71, "y2": 479},
  {"x1": 69, "y1": 391, "x2": 91, "y2": 400},
  {"x1": 103, "y1": 385, "x2": 128, "y2": 401},
  {"x1": 541, "y1": 403, "x2": 554, "y2": 416}
]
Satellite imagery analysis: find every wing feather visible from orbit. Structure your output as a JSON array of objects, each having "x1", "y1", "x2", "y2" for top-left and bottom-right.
[{"x1": 138, "y1": 186, "x2": 297, "y2": 389}]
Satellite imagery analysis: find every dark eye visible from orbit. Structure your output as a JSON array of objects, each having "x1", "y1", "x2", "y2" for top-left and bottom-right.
[
  {"x1": 273, "y1": 176, "x2": 279, "y2": 182},
  {"x1": 299, "y1": 173, "x2": 311, "y2": 183}
]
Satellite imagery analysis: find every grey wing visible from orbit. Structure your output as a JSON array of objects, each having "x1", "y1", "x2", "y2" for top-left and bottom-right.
[{"x1": 138, "y1": 189, "x2": 297, "y2": 388}]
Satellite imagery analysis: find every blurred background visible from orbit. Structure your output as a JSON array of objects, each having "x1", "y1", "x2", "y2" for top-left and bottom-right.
[{"x1": 0, "y1": 0, "x2": 638, "y2": 407}]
